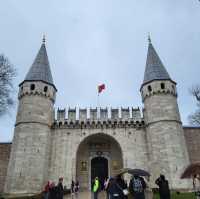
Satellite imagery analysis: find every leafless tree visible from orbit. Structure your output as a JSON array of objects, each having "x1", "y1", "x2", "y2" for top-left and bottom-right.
[
  {"x1": 0, "y1": 54, "x2": 16, "y2": 116},
  {"x1": 189, "y1": 85, "x2": 200, "y2": 125}
]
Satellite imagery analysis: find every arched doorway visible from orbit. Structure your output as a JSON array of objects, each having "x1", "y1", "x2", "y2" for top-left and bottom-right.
[
  {"x1": 91, "y1": 157, "x2": 108, "y2": 189},
  {"x1": 76, "y1": 133, "x2": 123, "y2": 190}
]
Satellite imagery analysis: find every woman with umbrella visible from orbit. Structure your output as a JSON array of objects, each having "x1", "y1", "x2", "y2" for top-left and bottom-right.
[
  {"x1": 193, "y1": 174, "x2": 200, "y2": 199},
  {"x1": 181, "y1": 162, "x2": 200, "y2": 199}
]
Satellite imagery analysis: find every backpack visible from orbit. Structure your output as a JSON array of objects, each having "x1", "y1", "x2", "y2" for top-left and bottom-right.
[{"x1": 132, "y1": 178, "x2": 144, "y2": 193}]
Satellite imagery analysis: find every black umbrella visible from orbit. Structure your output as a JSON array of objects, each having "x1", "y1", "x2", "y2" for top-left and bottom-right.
[
  {"x1": 128, "y1": 169, "x2": 150, "y2": 177},
  {"x1": 116, "y1": 168, "x2": 150, "y2": 177},
  {"x1": 181, "y1": 162, "x2": 200, "y2": 179}
]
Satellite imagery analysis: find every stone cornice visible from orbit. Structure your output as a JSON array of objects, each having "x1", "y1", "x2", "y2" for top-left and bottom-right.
[
  {"x1": 18, "y1": 91, "x2": 55, "y2": 103},
  {"x1": 145, "y1": 119, "x2": 182, "y2": 127},
  {"x1": 15, "y1": 121, "x2": 51, "y2": 127},
  {"x1": 142, "y1": 89, "x2": 177, "y2": 102},
  {"x1": 52, "y1": 119, "x2": 145, "y2": 129}
]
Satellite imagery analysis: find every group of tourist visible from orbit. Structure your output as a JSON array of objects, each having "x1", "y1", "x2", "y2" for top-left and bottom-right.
[
  {"x1": 41, "y1": 173, "x2": 200, "y2": 199},
  {"x1": 91, "y1": 174, "x2": 170, "y2": 199},
  {"x1": 43, "y1": 177, "x2": 64, "y2": 199},
  {"x1": 43, "y1": 178, "x2": 80, "y2": 199}
]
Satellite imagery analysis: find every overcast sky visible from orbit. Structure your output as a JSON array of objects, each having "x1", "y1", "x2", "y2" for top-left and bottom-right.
[{"x1": 0, "y1": 0, "x2": 200, "y2": 142}]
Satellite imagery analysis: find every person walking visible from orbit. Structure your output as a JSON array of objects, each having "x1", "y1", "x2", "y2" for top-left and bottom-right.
[
  {"x1": 74, "y1": 180, "x2": 80, "y2": 198},
  {"x1": 144, "y1": 176, "x2": 153, "y2": 199},
  {"x1": 43, "y1": 181, "x2": 50, "y2": 199},
  {"x1": 49, "y1": 182, "x2": 57, "y2": 199},
  {"x1": 92, "y1": 177, "x2": 100, "y2": 199},
  {"x1": 129, "y1": 175, "x2": 146, "y2": 199},
  {"x1": 116, "y1": 175, "x2": 128, "y2": 199},
  {"x1": 71, "y1": 180, "x2": 75, "y2": 198},
  {"x1": 107, "y1": 177, "x2": 122, "y2": 199},
  {"x1": 193, "y1": 174, "x2": 200, "y2": 199},
  {"x1": 155, "y1": 175, "x2": 170, "y2": 199},
  {"x1": 104, "y1": 177, "x2": 110, "y2": 199},
  {"x1": 57, "y1": 177, "x2": 64, "y2": 199}
]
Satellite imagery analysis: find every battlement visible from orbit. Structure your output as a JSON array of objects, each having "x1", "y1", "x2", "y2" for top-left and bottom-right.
[{"x1": 53, "y1": 107, "x2": 144, "y2": 129}]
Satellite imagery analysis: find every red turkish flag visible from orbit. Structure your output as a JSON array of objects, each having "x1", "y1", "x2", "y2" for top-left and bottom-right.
[{"x1": 98, "y1": 84, "x2": 105, "y2": 93}]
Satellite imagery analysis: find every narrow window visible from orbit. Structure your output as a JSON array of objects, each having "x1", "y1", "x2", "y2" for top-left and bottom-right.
[
  {"x1": 148, "y1": 85, "x2": 152, "y2": 92},
  {"x1": 161, "y1": 83, "x2": 165, "y2": 89},
  {"x1": 172, "y1": 85, "x2": 175, "y2": 91},
  {"x1": 44, "y1": 86, "x2": 48, "y2": 92},
  {"x1": 30, "y1": 84, "x2": 35, "y2": 90}
]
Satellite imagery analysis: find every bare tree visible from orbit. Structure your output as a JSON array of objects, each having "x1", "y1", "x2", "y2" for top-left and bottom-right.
[
  {"x1": 189, "y1": 85, "x2": 200, "y2": 125},
  {"x1": 0, "y1": 54, "x2": 16, "y2": 116}
]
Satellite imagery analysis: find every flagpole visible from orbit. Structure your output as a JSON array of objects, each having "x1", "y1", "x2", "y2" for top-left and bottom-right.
[
  {"x1": 97, "y1": 84, "x2": 105, "y2": 119},
  {"x1": 97, "y1": 92, "x2": 100, "y2": 119},
  {"x1": 97, "y1": 92, "x2": 100, "y2": 108}
]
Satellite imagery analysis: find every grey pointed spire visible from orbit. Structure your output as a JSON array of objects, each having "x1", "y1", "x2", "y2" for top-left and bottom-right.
[
  {"x1": 24, "y1": 37, "x2": 55, "y2": 87},
  {"x1": 142, "y1": 38, "x2": 171, "y2": 86}
]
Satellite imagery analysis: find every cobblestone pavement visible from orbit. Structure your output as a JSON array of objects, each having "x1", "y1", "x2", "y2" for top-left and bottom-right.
[{"x1": 64, "y1": 191, "x2": 106, "y2": 199}]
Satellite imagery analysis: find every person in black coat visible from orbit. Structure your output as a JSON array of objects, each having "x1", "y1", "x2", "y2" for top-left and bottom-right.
[
  {"x1": 71, "y1": 180, "x2": 75, "y2": 197},
  {"x1": 57, "y1": 177, "x2": 64, "y2": 199},
  {"x1": 48, "y1": 182, "x2": 57, "y2": 199},
  {"x1": 155, "y1": 175, "x2": 170, "y2": 199},
  {"x1": 129, "y1": 175, "x2": 146, "y2": 199},
  {"x1": 107, "y1": 177, "x2": 123, "y2": 199},
  {"x1": 116, "y1": 175, "x2": 128, "y2": 199}
]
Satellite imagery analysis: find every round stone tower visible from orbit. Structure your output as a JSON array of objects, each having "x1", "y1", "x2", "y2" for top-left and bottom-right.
[
  {"x1": 4, "y1": 38, "x2": 57, "y2": 194},
  {"x1": 140, "y1": 38, "x2": 190, "y2": 189}
]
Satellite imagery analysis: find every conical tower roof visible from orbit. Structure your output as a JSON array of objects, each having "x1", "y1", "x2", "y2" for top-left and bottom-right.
[
  {"x1": 142, "y1": 38, "x2": 172, "y2": 86},
  {"x1": 22, "y1": 37, "x2": 55, "y2": 88}
]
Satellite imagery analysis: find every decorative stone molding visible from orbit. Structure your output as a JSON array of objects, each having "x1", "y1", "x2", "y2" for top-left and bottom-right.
[
  {"x1": 141, "y1": 80, "x2": 177, "y2": 102},
  {"x1": 18, "y1": 81, "x2": 56, "y2": 102},
  {"x1": 52, "y1": 118, "x2": 145, "y2": 129}
]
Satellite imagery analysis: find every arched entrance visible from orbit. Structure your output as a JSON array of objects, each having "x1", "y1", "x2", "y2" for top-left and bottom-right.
[
  {"x1": 91, "y1": 157, "x2": 108, "y2": 189},
  {"x1": 76, "y1": 133, "x2": 123, "y2": 190}
]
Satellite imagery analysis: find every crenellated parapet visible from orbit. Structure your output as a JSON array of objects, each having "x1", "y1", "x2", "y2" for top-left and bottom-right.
[
  {"x1": 141, "y1": 80, "x2": 177, "y2": 102},
  {"x1": 18, "y1": 81, "x2": 56, "y2": 102},
  {"x1": 53, "y1": 107, "x2": 144, "y2": 129}
]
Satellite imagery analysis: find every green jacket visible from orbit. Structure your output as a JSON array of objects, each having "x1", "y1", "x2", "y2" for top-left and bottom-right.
[{"x1": 92, "y1": 179, "x2": 99, "y2": 192}]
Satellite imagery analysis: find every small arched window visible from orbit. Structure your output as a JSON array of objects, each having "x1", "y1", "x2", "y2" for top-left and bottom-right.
[
  {"x1": 161, "y1": 83, "x2": 165, "y2": 89},
  {"x1": 148, "y1": 85, "x2": 152, "y2": 92},
  {"x1": 44, "y1": 86, "x2": 48, "y2": 92},
  {"x1": 30, "y1": 84, "x2": 35, "y2": 91}
]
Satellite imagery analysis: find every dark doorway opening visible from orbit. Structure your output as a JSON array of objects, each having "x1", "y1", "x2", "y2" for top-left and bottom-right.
[{"x1": 91, "y1": 157, "x2": 108, "y2": 190}]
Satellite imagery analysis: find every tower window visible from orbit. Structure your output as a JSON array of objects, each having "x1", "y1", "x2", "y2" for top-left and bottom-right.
[
  {"x1": 30, "y1": 84, "x2": 35, "y2": 90},
  {"x1": 148, "y1": 85, "x2": 152, "y2": 92},
  {"x1": 44, "y1": 86, "x2": 48, "y2": 92},
  {"x1": 161, "y1": 83, "x2": 165, "y2": 89},
  {"x1": 172, "y1": 85, "x2": 175, "y2": 92}
]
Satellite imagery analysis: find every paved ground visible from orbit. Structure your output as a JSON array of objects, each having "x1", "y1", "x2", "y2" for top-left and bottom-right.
[{"x1": 64, "y1": 191, "x2": 106, "y2": 199}]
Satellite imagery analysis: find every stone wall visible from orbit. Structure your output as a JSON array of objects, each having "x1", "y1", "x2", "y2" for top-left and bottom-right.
[
  {"x1": 4, "y1": 80, "x2": 56, "y2": 194},
  {"x1": 49, "y1": 124, "x2": 148, "y2": 189},
  {"x1": 183, "y1": 127, "x2": 200, "y2": 163},
  {"x1": 0, "y1": 143, "x2": 11, "y2": 193},
  {"x1": 141, "y1": 79, "x2": 190, "y2": 189},
  {"x1": 1, "y1": 126, "x2": 200, "y2": 193}
]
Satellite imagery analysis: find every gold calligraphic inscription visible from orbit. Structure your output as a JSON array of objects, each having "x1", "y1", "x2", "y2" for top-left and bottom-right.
[
  {"x1": 81, "y1": 161, "x2": 87, "y2": 171},
  {"x1": 112, "y1": 161, "x2": 118, "y2": 170}
]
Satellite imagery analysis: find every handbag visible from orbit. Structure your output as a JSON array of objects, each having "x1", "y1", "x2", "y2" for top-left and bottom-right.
[
  {"x1": 116, "y1": 183, "x2": 129, "y2": 196},
  {"x1": 122, "y1": 189, "x2": 129, "y2": 195}
]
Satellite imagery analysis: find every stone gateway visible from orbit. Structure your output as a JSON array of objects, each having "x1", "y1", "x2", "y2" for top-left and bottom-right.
[{"x1": 1, "y1": 38, "x2": 199, "y2": 194}]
